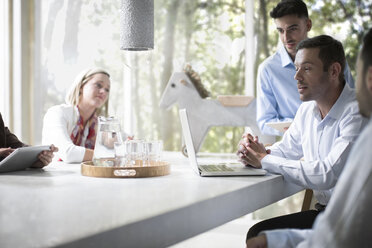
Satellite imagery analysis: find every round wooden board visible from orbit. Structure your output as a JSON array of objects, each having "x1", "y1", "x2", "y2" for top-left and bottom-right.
[{"x1": 81, "y1": 161, "x2": 171, "y2": 178}]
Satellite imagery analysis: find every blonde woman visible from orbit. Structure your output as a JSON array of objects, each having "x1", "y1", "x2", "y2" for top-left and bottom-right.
[{"x1": 42, "y1": 68, "x2": 128, "y2": 163}]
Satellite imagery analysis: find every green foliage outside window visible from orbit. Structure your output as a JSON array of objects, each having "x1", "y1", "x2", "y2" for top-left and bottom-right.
[{"x1": 41, "y1": 0, "x2": 371, "y2": 154}]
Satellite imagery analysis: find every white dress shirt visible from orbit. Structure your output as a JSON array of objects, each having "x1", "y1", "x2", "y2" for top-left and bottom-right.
[
  {"x1": 261, "y1": 84, "x2": 366, "y2": 205},
  {"x1": 263, "y1": 117, "x2": 372, "y2": 248}
]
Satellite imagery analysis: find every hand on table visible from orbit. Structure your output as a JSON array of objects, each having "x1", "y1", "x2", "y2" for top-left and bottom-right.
[
  {"x1": 237, "y1": 133, "x2": 270, "y2": 168},
  {"x1": 246, "y1": 234, "x2": 268, "y2": 248},
  {"x1": 0, "y1": 147, "x2": 15, "y2": 158},
  {"x1": 31, "y1": 145, "x2": 59, "y2": 168}
]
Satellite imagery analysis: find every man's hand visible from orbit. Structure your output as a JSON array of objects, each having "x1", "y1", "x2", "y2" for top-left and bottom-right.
[
  {"x1": 237, "y1": 133, "x2": 270, "y2": 168},
  {"x1": 0, "y1": 147, "x2": 14, "y2": 158},
  {"x1": 246, "y1": 234, "x2": 268, "y2": 248},
  {"x1": 31, "y1": 145, "x2": 59, "y2": 168}
]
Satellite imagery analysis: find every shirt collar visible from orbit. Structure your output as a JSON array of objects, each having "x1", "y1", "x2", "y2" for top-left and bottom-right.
[
  {"x1": 314, "y1": 83, "x2": 354, "y2": 121},
  {"x1": 278, "y1": 42, "x2": 294, "y2": 68}
]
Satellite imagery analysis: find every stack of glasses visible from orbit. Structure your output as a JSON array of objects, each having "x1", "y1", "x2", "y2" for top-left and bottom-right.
[
  {"x1": 114, "y1": 140, "x2": 163, "y2": 167},
  {"x1": 92, "y1": 116, "x2": 163, "y2": 167}
]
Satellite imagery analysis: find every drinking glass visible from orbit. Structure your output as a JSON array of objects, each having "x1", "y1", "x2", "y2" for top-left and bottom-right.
[
  {"x1": 125, "y1": 140, "x2": 144, "y2": 166},
  {"x1": 143, "y1": 140, "x2": 163, "y2": 166},
  {"x1": 114, "y1": 142, "x2": 126, "y2": 167}
]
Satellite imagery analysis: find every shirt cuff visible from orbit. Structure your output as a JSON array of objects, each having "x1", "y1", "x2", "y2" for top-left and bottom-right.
[
  {"x1": 58, "y1": 145, "x2": 86, "y2": 163},
  {"x1": 261, "y1": 154, "x2": 299, "y2": 172},
  {"x1": 261, "y1": 229, "x2": 311, "y2": 248},
  {"x1": 261, "y1": 154, "x2": 281, "y2": 172},
  {"x1": 262, "y1": 230, "x2": 290, "y2": 248}
]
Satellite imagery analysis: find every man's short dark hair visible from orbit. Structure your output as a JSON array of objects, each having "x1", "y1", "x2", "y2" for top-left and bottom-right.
[
  {"x1": 360, "y1": 28, "x2": 372, "y2": 77},
  {"x1": 270, "y1": 0, "x2": 308, "y2": 19},
  {"x1": 297, "y1": 35, "x2": 346, "y2": 83}
]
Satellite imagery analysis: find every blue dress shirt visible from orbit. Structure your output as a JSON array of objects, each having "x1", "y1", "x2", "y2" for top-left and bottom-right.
[{"x1": 257, "y1": 43, "x2": 355, "y2": 136}]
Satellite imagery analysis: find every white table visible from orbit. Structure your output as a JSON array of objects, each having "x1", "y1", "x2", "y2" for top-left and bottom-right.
[{"x1": 0, "y1": 152, "x2": 302, "y2": 248}]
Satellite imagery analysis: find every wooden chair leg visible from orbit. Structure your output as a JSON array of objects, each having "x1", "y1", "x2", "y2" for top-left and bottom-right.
[{"x1": 301, "y1": 189, "x2": 313, "y2": 211}]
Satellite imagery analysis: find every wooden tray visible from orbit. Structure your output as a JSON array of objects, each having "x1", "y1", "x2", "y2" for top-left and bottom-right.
[{"x1": 81, "y1": 161, "x2": 170, "y2": 178}]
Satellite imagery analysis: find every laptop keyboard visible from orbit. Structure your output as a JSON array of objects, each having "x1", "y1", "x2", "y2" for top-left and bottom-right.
[{"x1": 200, "y1": 164, "x2": 234, "y2": 172}]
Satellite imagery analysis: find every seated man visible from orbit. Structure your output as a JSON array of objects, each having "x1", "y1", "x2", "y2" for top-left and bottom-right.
[
  {"x1": 245, "y1": 27, "x2": 372, "y2": 248},
  {"x1": 0, "y1": 113, "x2": 57, "y2": 168},
  {"x1": 237, "y1": 35, "x2": 367, "y2": 239},
  {"x1": 257, "y1": 0, "x2": 354, "y2": 136}
]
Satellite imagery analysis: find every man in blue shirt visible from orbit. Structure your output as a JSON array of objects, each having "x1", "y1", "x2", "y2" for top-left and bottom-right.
[{"x1": 257, "y1": 0, "x2": 354, "y2": 136}]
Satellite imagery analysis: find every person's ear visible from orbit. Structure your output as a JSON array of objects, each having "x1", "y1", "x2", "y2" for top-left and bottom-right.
[
  {"x1": 306, "y1": 18, "x2": 312, "y2": 32},
  {"x1": 329, "y1": 62, "x2": 342, "y2": 81},
  {"x1": 367, "y1": 65, "x2": 372, "y2": 95}
]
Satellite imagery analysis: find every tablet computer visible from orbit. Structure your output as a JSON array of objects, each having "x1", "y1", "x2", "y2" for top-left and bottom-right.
[
  {"x1": 266, "y1": 121, "x2": 292, "y2": 133},
  {"x1": 0, "y1": 145, "x2": 51, "y2": 173}
]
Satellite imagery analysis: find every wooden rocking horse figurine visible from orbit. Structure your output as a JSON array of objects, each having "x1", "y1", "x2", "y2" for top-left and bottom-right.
[{"x1": 159, "y1": 65, "x2": 272, "y2": 156}]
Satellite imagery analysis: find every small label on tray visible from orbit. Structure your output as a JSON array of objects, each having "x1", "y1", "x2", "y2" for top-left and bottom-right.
[{"x1": 113, "y1": 169, "x2": 137, "y2": 177}]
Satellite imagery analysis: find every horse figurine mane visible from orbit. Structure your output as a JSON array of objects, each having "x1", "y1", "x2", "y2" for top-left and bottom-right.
[{"x1": 184, "y1": 64, "x2": 210, "y2": 99}]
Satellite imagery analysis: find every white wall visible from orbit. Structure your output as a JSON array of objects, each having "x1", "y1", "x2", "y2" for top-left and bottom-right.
[{"x1": 0, "y1": 0, "x2": 11, "y2": 124}]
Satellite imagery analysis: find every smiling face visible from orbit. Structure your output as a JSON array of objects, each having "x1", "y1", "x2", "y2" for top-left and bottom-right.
[
  {"x1": 274, "y1": 14, "x2": 311, "y2": 59},
  {"x1": 294, "y1": 48, "x2": 331, "y2": 102},
  {"x1": 79, "y1": 73, "x2": 110, "y2": 109}
]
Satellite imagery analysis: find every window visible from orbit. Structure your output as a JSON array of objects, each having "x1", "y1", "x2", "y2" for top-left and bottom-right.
[
  {"x1": 0, "y1": 0, "x2": 10, "y2": 122},
  {"x1": 34, "y1": 0, "x2": 247, "y2": 152}
]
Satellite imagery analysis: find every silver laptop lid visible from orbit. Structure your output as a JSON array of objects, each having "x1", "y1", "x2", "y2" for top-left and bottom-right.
[
  {"x1": 179, "y1": 109, "x2": 266, "y2": 177},
  {"x1": 179, "y1": 109, "x2": 202, "y2": 175}
]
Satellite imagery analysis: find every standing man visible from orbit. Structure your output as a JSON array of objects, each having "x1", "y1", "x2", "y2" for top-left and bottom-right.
[
  {"x1": 257, "y1": 0, "x2": 354, "y2": 136},
  {"x1": 245, "y1": 27, "x2": 372, "y2": 248},
  {"x1": 238, "y1": 35, "x2": 366, "y2": 239}
]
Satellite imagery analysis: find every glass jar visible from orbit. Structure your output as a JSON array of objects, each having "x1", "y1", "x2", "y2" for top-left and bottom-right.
[{"x1": 93, "y1": 116, "x2": 123, "y2": 166}]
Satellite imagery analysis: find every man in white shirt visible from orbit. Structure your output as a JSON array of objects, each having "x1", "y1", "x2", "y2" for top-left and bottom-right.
[
  {"x1": 245, "y1": 27, "x2": 372, "y2": 248},
  {"x1": 237, "y1": 35, "x2": 366, "y2": 240}
]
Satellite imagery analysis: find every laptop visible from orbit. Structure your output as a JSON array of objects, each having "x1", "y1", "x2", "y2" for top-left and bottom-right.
[{"x1": 179, "y1": 109, "x2": 266, "y2": 177}]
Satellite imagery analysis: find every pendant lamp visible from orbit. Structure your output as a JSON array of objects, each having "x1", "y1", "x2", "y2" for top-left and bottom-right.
[{"x1": 120, "y1": 0, "x2": 154, "y2": 51}]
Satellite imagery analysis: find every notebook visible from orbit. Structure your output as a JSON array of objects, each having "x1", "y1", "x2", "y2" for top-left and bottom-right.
[
  {"x1": 179, "y1": 109, "x2": 266, "y2": 177},
  {"x1": 0, "y1": 146, "x2": 51, "y2": 173}
]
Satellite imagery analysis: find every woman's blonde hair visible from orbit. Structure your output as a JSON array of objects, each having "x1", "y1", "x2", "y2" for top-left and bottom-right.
[{"x1": 65, "y1": 68, "x2": 110, "y2": 116}]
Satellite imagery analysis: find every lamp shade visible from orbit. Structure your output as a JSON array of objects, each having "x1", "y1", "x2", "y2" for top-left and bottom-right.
[{"x1": 120, "y1": 0, "x2": 154, "y2": 51}]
